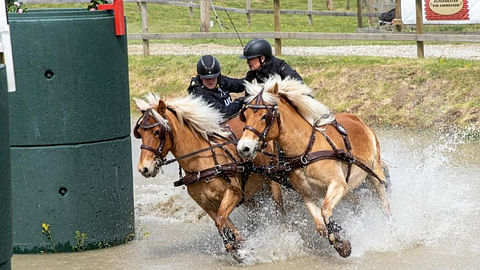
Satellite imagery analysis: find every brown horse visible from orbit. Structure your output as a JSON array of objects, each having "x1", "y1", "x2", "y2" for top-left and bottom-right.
[
  {"x1": 236, "y1": 77, "x2": 391, "y2": 258},
  {"x1": 134, "y1": 93, "x2": 283, "y2": 258}
]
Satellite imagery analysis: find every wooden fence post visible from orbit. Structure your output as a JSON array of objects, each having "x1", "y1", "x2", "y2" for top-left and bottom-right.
[
  {"x1": 416, "y1": 0, "x2": 424, "y2": 58},
  {"x1": 346, "y1": 0, "x2": 350, "y2": 10},
  {"x1": 393, "y1": 0, "x2": 402, "y2": 32},
  {"x1": 308, "y1": 0, "x2": 313, "y2": 26},
  {"x1": 327, "y1": 0, "x2": 334, "y2": 11},
  {"x1": 274, "y1": 0, "x2": 281, "y2": 56},
  {"x1": 200, "y1": 0, "x2": 210, "y2": 32},
  {"x1": 246, "y1": 0, "x2": 251, "y2": 27},
  {"x1": 137, "y1": 1, "x2": 150, "y2": 56},
  {"x1": 189, "y1": 1, "x2": 194, "y2": 19},
  {"x1": 357, "y1": 0, "x2": 363, "y2": 28},
  {"x1": 367, "y1": 0, "x2": 375, "y2": 25}
]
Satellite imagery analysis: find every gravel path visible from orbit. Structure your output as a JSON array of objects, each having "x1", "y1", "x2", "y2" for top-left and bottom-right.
[{"x1": 128, "y1": 43, "x2": 480, "y2": 60}]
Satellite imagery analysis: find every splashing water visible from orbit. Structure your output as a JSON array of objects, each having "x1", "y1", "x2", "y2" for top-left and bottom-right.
[
  {"x1": 13, "y1": 127, "x2": 479, "y2": 270},
  {"x1": 132, "y1": 127, "x2": 480, "y2": 266}
]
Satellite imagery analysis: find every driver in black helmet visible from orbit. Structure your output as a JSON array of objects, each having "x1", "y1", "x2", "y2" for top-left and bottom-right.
[
  {"x1": 188, "y1": 55, "x2": 246, "y2": 118},
  {"x1": 241, "y1": 38, "x2": 303, "y2": 84}
]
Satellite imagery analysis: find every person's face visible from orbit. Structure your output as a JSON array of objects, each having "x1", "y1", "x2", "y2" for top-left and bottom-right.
[
  {"x1": 201, "y1": 77, "x2": 218, "y2": 90},
  {"x1": 247, "y1": 56, "x2": 265, "y2": 71}
]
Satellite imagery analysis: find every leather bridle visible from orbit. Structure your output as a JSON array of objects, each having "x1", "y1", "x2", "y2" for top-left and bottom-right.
[
  {"x1": 134, "y1": 108, "x2": 174, "y2": 167},
  {"x1": 239, "y1": 89, "x2": 281, "y2": 146}
]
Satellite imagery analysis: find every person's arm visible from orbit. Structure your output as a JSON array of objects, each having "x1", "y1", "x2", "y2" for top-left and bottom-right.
[
  {"x1": 219, "y1": 75, "x2": 245, "y2": 93},
  {"x1": 220, "y1": 97, "x2": 244, "y2": 118},
  {"x1": 190, "y1": 89, "x2": 239, "y2": 118},
  {"x1": 187, "y1": 77, "x2": 202, "y2": 94},
  {"x1": 245, "y1": 70, "x2": 257, "y2": 83},
  {"x1": 278, "y1": 60, "x2": 303, "y2": 82},
  {"x1": 201, "y1": 95, "x2": 243, "y2": 118}
]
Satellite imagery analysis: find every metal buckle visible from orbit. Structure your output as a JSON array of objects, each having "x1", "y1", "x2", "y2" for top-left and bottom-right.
[
  {"x1": 237, "y1": 166, "x2": 245, "y2": 173},
  {"x1": 215, "y1": 165, "x2": 222, "y2": 175},
  {"x1": 154, "y1": 159, "x2": 165, "y2": 174},
  {"x1": 301, "y1": 155, "x2": 309, "y2": 165},
  {"x1": 283, "y1": 162, "x2": 291, "y2": 172}
]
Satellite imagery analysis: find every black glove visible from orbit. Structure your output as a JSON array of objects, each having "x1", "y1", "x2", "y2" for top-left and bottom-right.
[{"x1": 234, "y1": 96, "x2": 246, "y2": 104}]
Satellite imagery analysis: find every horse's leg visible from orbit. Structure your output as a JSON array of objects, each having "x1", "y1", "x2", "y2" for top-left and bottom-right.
[
  {"x1": 215, "y1": 185, "x2": 243, "y2": 252},
  {"x1": 289, "y1": 172, "x2": 328, "y2": 237},
  {"x1": 225, "y1": 217, "x2": 242, "y2": 242},
  {"x1": 203, "y1": 209, "x2": 240, "y2": 256},
  {"x1": 321, "y1": 177, "x2": 352, "y2": 258}
]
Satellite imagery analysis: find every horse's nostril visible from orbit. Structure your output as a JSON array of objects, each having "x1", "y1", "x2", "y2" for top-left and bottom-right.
[
  {"x1": 242, "y1": 146, "x2": 250, "y2": 153},
  {"x1": 142, "y1": 167, "x2": 149, "y2": 174}
]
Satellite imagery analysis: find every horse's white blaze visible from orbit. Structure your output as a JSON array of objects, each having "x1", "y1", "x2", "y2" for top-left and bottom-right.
[
  {"x1": 237, "y1": 137, "x2": 258, "y2": 160},
  {"x1": 137, "y1": 158, "x2": 157, "y2": 177}
]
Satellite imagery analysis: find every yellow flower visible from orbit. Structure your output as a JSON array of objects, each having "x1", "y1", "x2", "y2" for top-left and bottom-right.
[{"x1": 42, "y1": 223, "x2": 50, "y2": 232}]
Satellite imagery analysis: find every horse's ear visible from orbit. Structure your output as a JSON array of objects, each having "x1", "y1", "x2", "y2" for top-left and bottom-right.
[
  {"x1": 272, "y1": 83, "x2": 279, "y2": 95},
  {"x1": 157, "y1": 100, "x2": 167, "y2": 116}
]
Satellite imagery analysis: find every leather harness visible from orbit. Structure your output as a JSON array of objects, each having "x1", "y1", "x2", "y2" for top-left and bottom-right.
[
  {"x1": 238, "y1": 94, "x2": 383, "y2": 183},
  {"x1": 135, "y1": 97, "x2": 383, "y2": 198}
]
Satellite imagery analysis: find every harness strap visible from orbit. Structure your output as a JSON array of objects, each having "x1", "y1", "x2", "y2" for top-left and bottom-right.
[
  {"x1": 174, "y1": 163, "x2": 245, "y2": 187},
  {"x1": 243, "y1": 125, "x2": 264, "y2": 138},
  {"x1": 163, "y1": 140, "x2": 235, "y2": 166},
  {"x1": 280, "y1": 149, "x2": 382, "y2": 182},
  {"x1": 332, "y1": 119, "x2": 352, "y2": 152},
  {"x1": 208, "y1": 138, "x2": 221, "y2": 166},
  {"x1": 299, "y1": 120, "x2": 318, "y2": 163},
  {"x1": 140, "y1": 145, "x2": 160, "y2": 155}
]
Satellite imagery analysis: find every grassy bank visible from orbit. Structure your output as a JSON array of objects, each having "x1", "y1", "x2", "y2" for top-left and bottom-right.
[
  {"x1": 129, "y1": 55, "x2": 480, "y2": 132},
  {"x1": 21, "y1": 2, "x2": 480, "y2": 134},
  {"x1": 27, "y1": 2, "x2": 480, "y2": 47}
]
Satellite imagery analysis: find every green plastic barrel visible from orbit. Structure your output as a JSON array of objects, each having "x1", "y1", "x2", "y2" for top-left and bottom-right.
[
  {"x1": 0, "y1": 65, "x2": 12, "y2": 269},
  {"x1": 8, "y1": 9, "x2": 134, "y2": 253}
]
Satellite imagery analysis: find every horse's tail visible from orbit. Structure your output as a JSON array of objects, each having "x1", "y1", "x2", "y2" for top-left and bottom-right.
[
  {"x1": 373, "y1": 131, "x2": 387, "y2": 183},
  {"x1": 356, "y1": 116, "x2": 387, "y2": 184}
]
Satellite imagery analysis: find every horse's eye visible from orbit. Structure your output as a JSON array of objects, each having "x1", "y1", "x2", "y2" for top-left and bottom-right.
[
  {"x1": 154, "y1": 130, "x2": 160, "y2": 137},
  {"x1": 260, "y1": 115, "x2": 267, "y2": 121}
]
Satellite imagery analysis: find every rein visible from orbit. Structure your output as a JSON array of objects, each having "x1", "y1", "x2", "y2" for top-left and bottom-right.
[{"x1": 160, "y1": 140, "x2": 237, "y2": 167}]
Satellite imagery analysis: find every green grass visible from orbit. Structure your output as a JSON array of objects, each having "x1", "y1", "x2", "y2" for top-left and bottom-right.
[
  {"x1": 17, "y1": 2, "x2": 480, "y2": 130},
  {"x1": 25, "y1": 1, "x2": 480, "y2": 47}
]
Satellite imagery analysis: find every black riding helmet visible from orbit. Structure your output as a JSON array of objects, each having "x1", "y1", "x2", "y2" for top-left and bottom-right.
[
  {"x1": 240, "y1": 38, "x2": 272, "y2": 60},
  {"x1": 197, "y1": 55, "x2": 221, "y2": 79}
]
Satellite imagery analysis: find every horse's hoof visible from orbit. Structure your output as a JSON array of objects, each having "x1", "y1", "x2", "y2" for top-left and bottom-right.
[
  {"x1": 334, "y1": 239, "x2": 352, "y2": 258},
  {"x1": 225, "y1": 243, "x2": 235, "y2": 252},
  {"x1": 231, "y1": 250, "x2": 245, "y2": 263},
  {"x1": 225, "y1": 241, "x2": 243, "y2": 253}
]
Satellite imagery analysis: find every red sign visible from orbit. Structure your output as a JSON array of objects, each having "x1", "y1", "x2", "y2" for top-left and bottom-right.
[{"x1": 425, "y1": 0, "x2": 469, "y2": 20}]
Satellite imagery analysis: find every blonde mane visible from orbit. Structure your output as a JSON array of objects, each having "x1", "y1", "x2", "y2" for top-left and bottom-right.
[
  {"x1": 245, "y1": 76, "x2": 334, "y2": 127},
  {"x1": 134, "y1": 93, "x2": 230, "y2": 139}
]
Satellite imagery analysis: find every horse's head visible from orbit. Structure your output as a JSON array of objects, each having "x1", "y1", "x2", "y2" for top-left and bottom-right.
[
  {"x1": 237, "y1": 81, "x2": 282, "y2": 160},
  {"x1": 134, "y1": 98, "x2": 174, "y2": 177}
]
